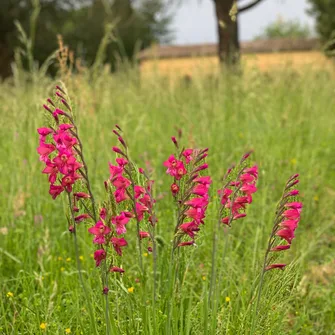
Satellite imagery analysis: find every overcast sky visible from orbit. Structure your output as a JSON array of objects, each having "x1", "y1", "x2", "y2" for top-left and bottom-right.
[{"x1": 171, "y1": 0, "x2": 314, "y2": 44}]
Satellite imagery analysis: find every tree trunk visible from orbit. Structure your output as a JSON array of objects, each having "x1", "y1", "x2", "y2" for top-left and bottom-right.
[{"x1": 213, "y1": 0, "x2": 240, "y2": 67}]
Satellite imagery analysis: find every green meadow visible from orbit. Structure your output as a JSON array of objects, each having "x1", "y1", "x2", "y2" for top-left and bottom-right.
[{"x1": 0, "y1": 68, "x2": 334, "y2": 334}]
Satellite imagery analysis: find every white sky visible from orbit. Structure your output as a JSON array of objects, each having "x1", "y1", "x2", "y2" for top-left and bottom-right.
[{"x1": 171, "y1": 0, "x2": 315, "y2": 44}]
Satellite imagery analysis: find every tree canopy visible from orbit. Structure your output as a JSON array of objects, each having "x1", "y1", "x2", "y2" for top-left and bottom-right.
[{"x1": 0, "y1": 0, "x2": 172, "y2": 77}]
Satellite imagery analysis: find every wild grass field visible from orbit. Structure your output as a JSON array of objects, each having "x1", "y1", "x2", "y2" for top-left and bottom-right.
[{"x1": 0, "y1": 68, "x2": 335, "y2": 334}]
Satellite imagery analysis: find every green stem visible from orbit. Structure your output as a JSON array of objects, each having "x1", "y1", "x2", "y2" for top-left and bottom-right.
[{"x1": 67, "y1": 192, "x2": 98, "y2": 335}]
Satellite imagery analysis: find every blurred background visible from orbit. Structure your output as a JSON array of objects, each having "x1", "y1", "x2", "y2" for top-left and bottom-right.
[{"x1": 0, "y1": 0, "x2": 334, "y2": 79}]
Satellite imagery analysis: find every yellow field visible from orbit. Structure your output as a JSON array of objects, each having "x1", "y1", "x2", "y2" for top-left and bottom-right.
[{"x1": 140, "y1": 51, "x2": 334, "y2": 80}]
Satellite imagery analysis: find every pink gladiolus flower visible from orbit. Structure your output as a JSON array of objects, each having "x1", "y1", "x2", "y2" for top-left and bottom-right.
[
  {"x1": 52, "y1": 108, "x2": 66, "y2": 122},
  {"x1": 114, "y1": 188, "x2": 129, "y2": 203},
  {"x1": 270, "y1": 245, "x2": 291, "y2": 252},
  {"x1": 37, "y1": 142, "x2": 56, "y2": 162},
  {"x1": 183, "y1": 149, "x2": 193, "y2": 163},
  {"x1": 94, "y1": 249, "x2": 106, "y2": 267},
  {"x1": 185, "y1": 207, "x2": 205, "y2": 223},
  {"x1": 265, "y1": 264, "x2": 286, "y2": 271},
  {"x1": 112, "y1": 146, "x2": 124, "y2": 155},
  {"x1": 61, "y1": 175, "x2": 76, "y2": 192},
  {"x1": 193, "y1": 184, "x2": 210, "y2": 197},
  {"x1": 280, "y1": 220, "x2": 298, "y2": 231},
  {"x1": 88, "y1": 221, "x2": 111, "y2": 244},
  {"x1": 139, "y1": 168, "x2": 144, "y2": 174},
  {"x1": 171, "y1": 183, "x2": 179, "y2": 195},
  {"x1": 111, "y1": 237, "x2": 128, "y2": 256},
  {"x1": 285, "y1": 202, "x2": 303, "y2": 210},
  {"x1": 193, "y1": 163, "x2": 208, "y2": 174},
  {"x1": 134, "y1": 186, "x2": 145, "y2": 199},
  {"x1": 74, "y1": 213, "x2": 91, "y2": 223},
  {"x1": 194, "y1": 176, "x2": 212, "y2": 185},
  {"x1": 42, "y1": 161, "x2": 58, "y2": 184},
  {"x1": 116, "y1": 157, "x2": 128, "y2": 167},
  {"x1": 178, "y1": 240, "x2": 195, "y2": 247},
  {"x1": 74, "y1": 192, "x2": 90, "y2": 199},
  {"x1": 284, "y1": 189, "x2": 299, "y2": 197},
  {"x1": 110, "y1": 266, "x2": 125, "y2": 273},
  {"x1": 184, "y1": 197, "x2": 208, "y2": 208},
  {"x1": 283, "y1": 209, "x2": 301, "y2": 220},
  {"x1": 244, "y1": 165, "x2": 258, "y2": 178},
  {"x1": 111, "y1": 212, "x2": 132, "y2": 234},
  {"x1": 276, "y1": 228, "x2": 295, "y2": 244},
  {"x1": 241, "y1": 184, "x2": 257, "y2": 195},
  {"x1": 103, "y1": 287, "x2": 109, "y2": 295},
  {"x1": 109, "y1": 163, "x2": 123, "y2": 179},
  {"x1": 139, "y1": 231, "x2": 150, "y2": 239},
  {"x1": 59, "y1": 124, "x2": 73, "y2": 131},
  {"x1": 49, "y1": 185, "x2": 64, "y2": 199},
  {"x1": 135, "y1": 202, "x2": 149, "y2": 221},
  {"x1": 179, "y1": 221, "x2": 200, "y2": 238},
  {"x1": 113, "y1": 176, "x2": 131, "y2": 190},
  {"x1": 163, "y1": 155, "x2": 181, "y2": 177},
  {"x1": 37, "y1": 127, "x2": 53, "y2": 137},
  {"x1": 239, "y1": 173, "x2": 255, "y2": 183},
  {"x1": 233, "y1": 213, "x2": 247, "y2": 220},
  {"x1": 218, "y1": 188, "x2": 233, "y2": 205}
]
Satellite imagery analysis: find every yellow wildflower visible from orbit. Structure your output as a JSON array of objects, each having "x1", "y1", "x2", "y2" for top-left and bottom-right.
[
  {"x1": 58, "y1": 256, "x2": 63, "y2": 261},
  {"x1": 40, "y1": 323, "x2": 47, "y2": 330},
  {"x1": 290, "y1": 158, "x2": 297, "y2": 166},
  {"x1": 143, "y1": 253, "x2": 148, "y2": 257},
  {"x1": 65, "y1": 328, "x2": 71, "y2": 334},
  {"x1": 60, "y1": 267, "x2": 65, "y2": 272},
  {"x1": 66, "y1": 257, "x2": 71, "y2": 262},
  {"x1": 225, "y1": 296, "x2": 230, "y2": 303},
  {"x1": 7, "y1": 292, "x2": 14, "y2": 298},
  {"x1": 79, "y1": 255, "x2": 84, "y2": 261},
  {"x1": 127, "y1": 287, "x2": 135, "y2": 293},
  {"x1": 202, "y1": 276, "x2": 206, "y2": 281}
]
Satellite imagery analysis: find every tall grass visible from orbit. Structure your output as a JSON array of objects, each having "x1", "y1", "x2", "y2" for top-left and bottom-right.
[{"x1": 0, "y1": 67, "x2": 334, "y2": 334}]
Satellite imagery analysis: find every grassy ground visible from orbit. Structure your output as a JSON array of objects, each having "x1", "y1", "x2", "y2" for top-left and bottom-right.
[{"x1": 0, "y1": 68, "x2": 334, "y2": 334}]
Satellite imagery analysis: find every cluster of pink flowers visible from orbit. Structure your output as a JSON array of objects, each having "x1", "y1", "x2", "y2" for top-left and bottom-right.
[
  {"x1": 266, "y1": 174, "x2": 302, "y2": 271},
  {"x1": 219, "y1": 164, "x2": 258, "y2": 226},
  {"x1": 90, "y1": 126, "x2": 156, "y2": 274},
  {"x1": 164, "y1": 137, "x2": 211, "y2": 247},
  {"x1": 37, "y1": 123, "x2": 82, "y2": 199}
]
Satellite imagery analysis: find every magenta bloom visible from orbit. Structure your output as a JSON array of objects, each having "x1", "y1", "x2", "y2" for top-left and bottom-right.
[
  {"x1": 184, "y1": 197, "x2": 208, "y2": 208},
  {"x1": 270, "y1": 245, "x2": 291, "y2": 252},
  {"x1": 109, "y1": 163, "x2": 123, "y2": 179},
  {"x1": 276, "y1": 228, "x2": 295, "y2": 244},
  {"x1": 114, "y1": 188, "x2": 129, "y2": 203},
  {"x1": 94, "y1": 249, "x2": 106, "y2": 267},
  {"x1": 240, "y1": 184, "x2": 257, "y2": 195},
  {"x1": 88, "y1": 221, "x2": 111, "y2": 244},
  {"x1": 171, "y1": 183, "x2": 179, "y2": 195},
  {"x1": 163, "y1": 155, "x2": 187, "y2": 179},
  {"x1": 179, "y1": 221, "x2": 200, "y2": 238},
  {"x1": 134, "y1": 186, "x2": 145, "y2": 199},
  {"x1": 37, "y1": 142, "x2": 56, "y2": 162},
  {"x1": 49, "y1": 185, "x2": 64, "y2": 199},
  {"x1": 285, "y1": 202, "x2": 303, "y2": 210},
  {"x1": 116, "y1": 157, "x2": 128, "y2": 167},
  {"x1": 244, "y1": 165, "x2": 258, "y2": 178},
  {"x1": 280, "y1": 220, "x2": 298, "y2": 231},
  {"x1": 111, "y1": 237, "x2": 128, "y2": 256},
  {"x1": 193, "y1": 184, "x2": 210, "y2": 197},
  {"x1": 265, "y1": 263, "x2": 286, "y2": 271},
  {"x1": 183, "y1": 149, "x2": 193, "y2": 163},
  {"x1": 110, "y1": 266, "x2": 125, "y2": 273},
  {"x1": 178, "y1": 240, "x2": 195, "y2": 247},
  {"x1": 194, "y1": 176, "x2": 212, "y2": 185},
  {"x1": 218, "y1": 188, "x2": 233, "y2": 205},
  {"x1": 185, "y1": 207, "x2": 205, "y2": 223},
  {"x1": 111, "y1": 212, "x2": 132, "y2": 234},
  {"x1": 74, "y1": 213, "x2": 91, "y2": 223},
  {"x1": 113, "y1": 175, "x2": 131, "y2": 189},
  {"x1": 139, "y1": 231, "x2": 150, "y2": 239},
  {"x1": 74, "y1": 192, "x2": 91, "y2": 199},
  {"x1": 43, "y1": 161, "x2": 59, "y2": 184},
  {"x1": 135, "y1": 202, "x2": 149, "y2": 221},
  {"x1": 283, "y1": 209, "x2": 301, "y2": 220}
]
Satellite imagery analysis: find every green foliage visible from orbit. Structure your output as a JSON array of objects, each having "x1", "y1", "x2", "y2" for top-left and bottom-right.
[
  {"x1": 0, "y1": 67, "x2": 335, "y2": 334},
  {"x1": 0, "y1": 0, "x2": 172, "y2": 78},
  {"x1": 255, "y1": 18, "x2": 312, "y2": 40},
  {"x1": 307, "y1": 0, "x2": 335, "y2": 56}
]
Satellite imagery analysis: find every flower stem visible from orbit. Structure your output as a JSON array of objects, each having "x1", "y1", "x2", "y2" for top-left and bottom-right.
[{"x1": 67, "y1": 192, "x2": 98, "y2": 335}]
